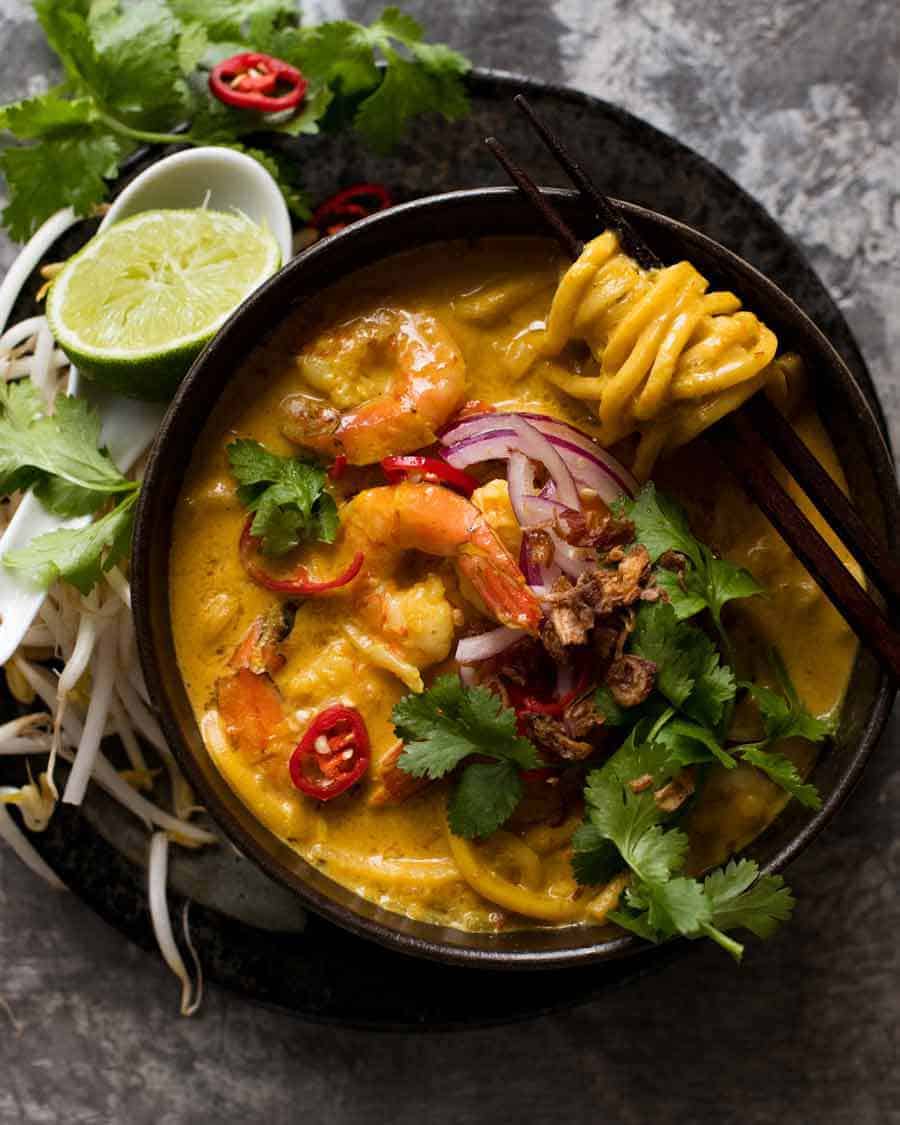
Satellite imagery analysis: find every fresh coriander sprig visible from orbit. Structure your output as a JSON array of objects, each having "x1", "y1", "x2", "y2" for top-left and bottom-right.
[
  {"x1": 3, "y1": 489, "x2": 138, "y2": 595},
  {"x1": 394, "y1": 675, "x2": 539, "y2": 838},
  {"x1": 0, "y1": 380, "x2": 137, "y2": 509},
  {"x1": 571, "y1": 721, "x2": 795, "y2": 961},
  {"x1": 226, "y1": 438, "x2": 338, "y2": 557},
  {"x1": 623, "y1": 483, "x2": 764, "y2": 654},
  {"x1": 0, "y1": 2, "x2": 471, "y2": 240},
  {"x1": 729, "y1": 650, "x2": 836, "y2": 810},
  {"x1": 0, "y1": 379, "x2": 140, "y2": 594}
]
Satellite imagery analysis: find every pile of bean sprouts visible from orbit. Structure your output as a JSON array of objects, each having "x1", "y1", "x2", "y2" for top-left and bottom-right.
[{"x1": 0, "y1": 208, "x2": 218, "y2": 1015}]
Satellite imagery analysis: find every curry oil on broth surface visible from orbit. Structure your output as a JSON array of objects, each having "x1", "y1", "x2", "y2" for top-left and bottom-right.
[{"x1": 170, "y1": 236, "x2": 857, "y2": 931}]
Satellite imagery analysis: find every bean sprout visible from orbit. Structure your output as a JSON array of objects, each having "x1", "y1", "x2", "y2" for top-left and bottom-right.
[
  {"x1": 147, "y1": 833, "x2": 203, "y2": 1015},
  {"x1": 0, "y1": 238, "x2": 218, "y2": 1011}
]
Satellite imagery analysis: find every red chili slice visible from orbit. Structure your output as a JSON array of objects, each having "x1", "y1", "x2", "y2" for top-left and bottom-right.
[
  {"x1": 289, "y1": 705, "x2": 371, "y2": 800},
  {"x1": 507, "y1": 664, "x2": 594, "y2": 717},
  {"x1": 312, "y1": 183, "x2": 393, "y2": 234},
  {"x1": 327, "y1": 454, "x2": 348, "y2": 481},
  {"x1": 239, "y1": 516, "x2": 363, "y2": 594},
  {"x1": 209, "y1": 52, "x2": 308, "y2": 113},
  {"x1": 381, "y1": 455, "x2": 479, "y2": 497}
]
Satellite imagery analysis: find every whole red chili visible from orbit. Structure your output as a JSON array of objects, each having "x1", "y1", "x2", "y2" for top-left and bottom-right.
[
  {"x1": 289, "y1": 705, "x2": 371, "y2": 800},
  {"x1": 380, "y1": 455, "x2": 479, "y2": 497},
  {"x1": 313, "y1": 183, "x2": 393, "y2": 234},
  {"x1": 239, "y1": 516, "x2": 364, "y2": 594},
  {"x1": 209, "y1": 52, "x2": 308, "y2": 113}
]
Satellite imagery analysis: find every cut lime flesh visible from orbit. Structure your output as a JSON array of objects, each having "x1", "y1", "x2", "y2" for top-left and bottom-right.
[{"x1": 47, "y1": 209, "x2": 281, "y2": 401}]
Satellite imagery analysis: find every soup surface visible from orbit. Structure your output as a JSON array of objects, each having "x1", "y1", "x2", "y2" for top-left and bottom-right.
[{"x1": 170, "y1": 237, "x2": 857, "y2": 932}]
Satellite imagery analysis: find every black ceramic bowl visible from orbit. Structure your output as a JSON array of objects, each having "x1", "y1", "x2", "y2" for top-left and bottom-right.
[{"x1": 133, "y1": 188, "x2": 898, "y2": 969}]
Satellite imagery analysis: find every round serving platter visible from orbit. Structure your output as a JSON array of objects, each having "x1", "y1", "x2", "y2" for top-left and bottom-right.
[{"x1": 0, "y1": 69, "x2": 891, "y2": 1030}]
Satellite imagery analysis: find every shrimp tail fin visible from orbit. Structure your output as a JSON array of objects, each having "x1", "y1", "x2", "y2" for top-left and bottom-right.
[
  {"x1": 215, "y1": 668, "x2": 284, "y2": 759},
  {"x1": 457, "y1": 549, "x2": 543, "y2": 635}
]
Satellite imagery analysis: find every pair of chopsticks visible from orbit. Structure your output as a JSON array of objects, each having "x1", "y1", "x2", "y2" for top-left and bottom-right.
[{"x1": 486, "y1": 95, "x2": 900, "y2": 682}]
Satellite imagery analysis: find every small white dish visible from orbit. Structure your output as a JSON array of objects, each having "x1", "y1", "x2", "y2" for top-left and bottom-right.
[{"x1": 0, "y1": 147, "x2": 292, "y2": 664}]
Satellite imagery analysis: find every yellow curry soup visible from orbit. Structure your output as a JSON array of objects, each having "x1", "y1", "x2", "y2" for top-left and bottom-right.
[{"x1": 170, "y1": 235, "x2": 857, "y2": 933}]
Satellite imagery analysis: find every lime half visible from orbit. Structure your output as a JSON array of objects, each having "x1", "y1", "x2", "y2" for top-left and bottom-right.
[{"x1": 47, "y1": 209, "x2": 281, "y2": 401}]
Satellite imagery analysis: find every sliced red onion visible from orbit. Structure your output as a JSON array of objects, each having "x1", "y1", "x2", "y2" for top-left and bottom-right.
[
  {"x1": 442, "y1": 415, "x2": 580, "y2": 510},
  {"x1": 518, "y1": 412, "x2": 638, "y2": 497},
  {"x1": 455, "y1": 625, "x2": 524, "y2": 664},
  {"x1": 459, "y1": 665, "x2": 479, "y2": 687},
  {"x1": 507, "y1": 450, "x2": 571, "y2": 529}
]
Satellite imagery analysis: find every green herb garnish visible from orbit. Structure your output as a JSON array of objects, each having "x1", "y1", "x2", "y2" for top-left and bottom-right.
[
  {"x1": 0, "y1": 380, "x2": 140, "y2": 593},
  {"x1": 572, "y1": 722, "x2": 795, "y2": 961},
  {"x1": 626, "y1": 483, "x2": 764, "y2": 635},
  {"x1": 0, "y1": 2, "x2": 471, "y2": 240},
  {"x1": 394, "y1": 675, "x2": 539, "y2": 839},
  {"x1": 226, "y1": 438, "x2": 338, "y2": 556}
]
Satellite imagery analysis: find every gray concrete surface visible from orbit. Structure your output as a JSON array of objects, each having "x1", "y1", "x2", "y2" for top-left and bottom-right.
[{"x1": 0, "y1": 1, "x2": 898, "y2": 1122}]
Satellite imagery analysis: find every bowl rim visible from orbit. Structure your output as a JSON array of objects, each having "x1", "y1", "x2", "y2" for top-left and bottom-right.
[{"x1": 133, "y1": 186, "x2": 898, "y2": 969}]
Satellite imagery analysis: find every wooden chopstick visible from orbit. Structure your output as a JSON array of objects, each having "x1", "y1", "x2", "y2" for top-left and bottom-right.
[
  {"x1": 742, "y1": 393, "x2": 900, "y2": 609},
  {"x1": 487, "y1": 102, "x2": 900, "y2": 681},
  {"x1": 707, "y1": 415, "x2": 900, "y2": 678},
  {"x1": 485, "y1": 136, "x2": 583, "y2": 259},
  {"x1": 512, "y1": 94, "x2": 662, "y2": 271}
]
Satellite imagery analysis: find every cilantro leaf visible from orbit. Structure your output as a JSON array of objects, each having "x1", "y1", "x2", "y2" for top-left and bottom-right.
[
  {"x1": 626, "y1": 482, "x2": 702, "y2": 568},
  {"x1": 291, "y1": 8, "x2": 470, "y2": 155},
  {"x1": 86, "y1": 0, "x2": 190, "y2": 128},
  {"x1": 574, "y1": 719, "x2": 795, "y2": 960},
  {"x1": 394, "y1": 675, "x2": 538, "y2": 838},
  {"x1": 739, "y1": 747, "x2": 822, "y2": 809},
  {"x1": 580, "y1": 726, "x2": 687, "y2": 885},
  {"x1": 32, "y1": 475, "x2": 107, "y2": 518},
  {"x1": 626, "y1": 484, "x2": 763, "y2": 628},
  {"x1": 168, "y1": 0, "x2": 296, "y2": 42},
  {"x1": 448, "y1": 760, "x2": 522, "y2": 839},
  {"x1": 749, "y1": 683, "x2": 833, "y2": 743},
  {"x1": 2, "y1": 490, "x2": 137, "y2": 595},
  {"x1": 0, "y1": 130, "x2": 127, "y2": 240},
  {"x1": 703, "y1": 860, "x2": 795, "y2": 940},
  {"x1": 395, "y1": 676, "x2": 537, "y2": 779},
  {"x1": 642, "y1": 876, "x2": 711, "y2": 937},
  {"x1": 630, "y1": 601, "x2": 696, "y2": 708},
  {"x1": 3, "y1": 3, "x2": 471, "y2": 240},
  {"x1": 570, "y1": 822, "x2": 622, "y2": 886},
  {"x1": 593, "y1": 684, "x2": 630, "y2": 727},
  {"x1": 629, "y1": 602, "x2": 736, "y2": 731},
  {"x1": 0, "y1": 90, "x2": 98, "y2": 138},
  {"x1": 654, "y1": 716, "x2": 736, "y2": 770},
  {"x1": 0, "y1": 384, "x2": 135, "y2": 506},
  {"x1": 655, "y1": 566, "x2": 708, "y2": 621},
  {"x1": 285, "y1": 21, "x2": 381, "y2": 95},
  {"x1": 353, "y1": 45, "x2": 469, "y2": 153},
  {"x1": 226, "y1": 438, "x2": 337, "y2": 556},
  {"x1": 747, "y1": 650, "x2": 836, "y2": 745},
  {"x1": 704, "y1": 551, "x2": 765, "y2": 626},
  {"x1": 683, "y1": 642, "x2": 736, "y2": 730}
]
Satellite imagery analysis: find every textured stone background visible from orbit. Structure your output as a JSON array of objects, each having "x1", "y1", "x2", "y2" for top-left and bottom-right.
[{"x1": 0, "y1": 1, "x2": 897, "y2": 1122}]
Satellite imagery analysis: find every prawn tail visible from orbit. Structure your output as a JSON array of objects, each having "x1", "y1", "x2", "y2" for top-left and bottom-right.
[
  {"x1": 229, "y1": 605, "x2": 295, "y2": 676},
  {"x1": 457, "y1": 547, "x2": 543, "y2": 635},
  {"x1": 215, "y1": 668, "x2": 284, "y2": 760},
  {"x1": 368, "y1": 740, "x2": 430, "y2": 807}
]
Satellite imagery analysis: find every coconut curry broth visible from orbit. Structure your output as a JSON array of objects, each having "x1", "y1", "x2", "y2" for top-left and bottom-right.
[{"x1": 170, "y1": 236, "x2": 857, "y2": 931}]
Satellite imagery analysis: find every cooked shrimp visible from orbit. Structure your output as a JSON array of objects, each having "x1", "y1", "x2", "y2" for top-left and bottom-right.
[
  {"x1": 280, "y1": 309, "x2": 467, "y2": 464},
  {"x1": 342, "y1": 482, "x2": 542, "y2": 635},
  {"x1": 214, "y1": 606, "x2": 294, "y2": 759}
]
